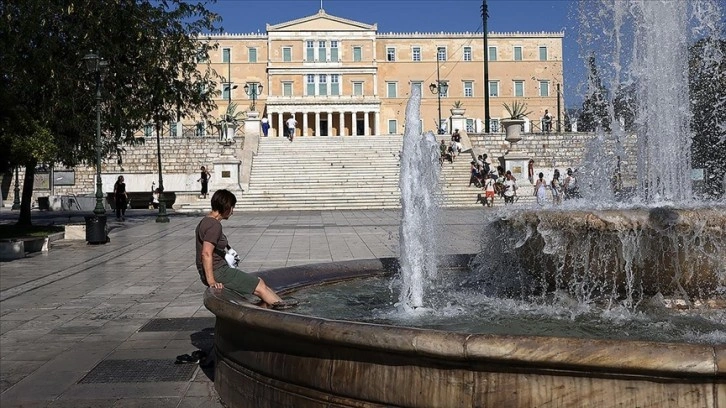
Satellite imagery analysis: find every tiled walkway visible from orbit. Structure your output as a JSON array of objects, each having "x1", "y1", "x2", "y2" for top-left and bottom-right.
[{"x1": 0, "y1": 208, "x2": 483, "y2": 407}]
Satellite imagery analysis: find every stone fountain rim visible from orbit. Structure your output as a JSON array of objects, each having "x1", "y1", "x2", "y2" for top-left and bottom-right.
[{"x1": 204, "y1": 255, "x2": 725, "y2": 380}]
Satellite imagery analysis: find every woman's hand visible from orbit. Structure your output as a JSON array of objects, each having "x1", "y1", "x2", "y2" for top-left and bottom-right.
[{"x1": 209, "y1": 282, "x2": 224, "y2": 289}]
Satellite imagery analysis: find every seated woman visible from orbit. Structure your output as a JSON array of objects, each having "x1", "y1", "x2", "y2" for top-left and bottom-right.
[{"x1": 195, "y1": 189, "x2": 295, "y2": 309}]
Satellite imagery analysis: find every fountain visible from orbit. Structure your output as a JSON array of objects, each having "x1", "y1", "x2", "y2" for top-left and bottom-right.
[{"x1": 205, "y1": 1, "x2": 725, "y2": 407}]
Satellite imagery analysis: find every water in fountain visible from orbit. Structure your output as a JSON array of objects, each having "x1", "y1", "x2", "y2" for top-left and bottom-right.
[
  {"x1": 576, "y1": 0, "x2": 725, "y2": 203},
  {"x1": 397, "y1": 86, "x2": 441, "y2": 310}
]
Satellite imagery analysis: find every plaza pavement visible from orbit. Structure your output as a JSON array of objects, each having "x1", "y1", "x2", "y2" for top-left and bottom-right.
[{"x1": 0, "y1": 206, "x2": 484, "y2": 408}]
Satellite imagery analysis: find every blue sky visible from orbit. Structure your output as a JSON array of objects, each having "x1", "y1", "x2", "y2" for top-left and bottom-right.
[{"x1": 206, "y1": 0, "x2": 584, "y2": 107}]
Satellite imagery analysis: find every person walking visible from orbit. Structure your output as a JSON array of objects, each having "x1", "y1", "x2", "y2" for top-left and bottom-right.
[
  {"x1": 551, "y1": 169, "x2": 562, "y2": 205},
  {"x1": 534, "y1": 172, "x2": 547, "y2": 206},
  {"x1": 542, "y1": 109, "x2": 553, "y2": 132},
  {"x1": 195, "y1": 189, "x2": 296, "y2": 309},
  {"x1": 198, "y1": 166, "x2": 211, "y2": 199},
  {"x1": 503, "y1": 170, "x2": 517, "y2": 205},
  {"x1": 113, "y1": 175, "x2": 128, "y2": 221},
  {"x1": 285, "y1": 115, "x2": 297, "y2": 141},
  {"x1": 261, "y1": 116, "x2": 270, "y2": 137}
]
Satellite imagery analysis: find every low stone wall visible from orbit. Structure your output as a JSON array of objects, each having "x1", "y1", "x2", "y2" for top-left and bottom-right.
[
  {"x1": 3, "y1": 135, "x2": 244, "y2": 207},
  {"x1": 468, "y1": 131, "x2": 639, "y2": 186}
]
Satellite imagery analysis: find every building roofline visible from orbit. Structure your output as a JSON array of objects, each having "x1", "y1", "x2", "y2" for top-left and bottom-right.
[{"x1": 266, "y1": 9, "x2": 377, "y2": 31}]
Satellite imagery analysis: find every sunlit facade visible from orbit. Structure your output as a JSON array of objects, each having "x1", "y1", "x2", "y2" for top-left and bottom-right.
[{"x1": 199, "y1": 9, "x2": 564, "y2": 136}]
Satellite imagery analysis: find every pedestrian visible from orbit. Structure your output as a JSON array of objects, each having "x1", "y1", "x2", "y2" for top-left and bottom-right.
[
  {"x1": 503, "y1": 170, "x2": 517, "y2": 205},
  {"x1": 528, "y1": 159, "x2": 535, "y2": 185},
  {"x1": 543, "y1": 109, "x2": 553, "y2": 132},
  {"x1": 534, "y1": 172, "x2": 547, "y2": 206},
  {"x1": 551, "y1": 169, "x2": 562, "y2": 205},
  {"x1": 195, "y1": 189, "x2": 297, "y2": 309},
  {"x1": 563, "y1": 168, "x2": 579, "y2": 199},
  {"x1": 198, "y1": 166, "x2": 211, "y2": 199},
  {"x1": 451, "y1": 129, "x2": 462, "y2": 153},
  {"x1": 261, "y1": 116, "x2": 270, "y2": 137},
  {"x1": 113, "y1": 175, "x2": 128, "y2": 221},
  {"x1": 285, "y1": 115, "x2": 297, "y2": 141},
  {"x1": 439, "y1": 139, "x2": 449, "y2": 165}
]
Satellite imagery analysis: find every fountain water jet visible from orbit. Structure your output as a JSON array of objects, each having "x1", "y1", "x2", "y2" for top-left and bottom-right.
[{"x1": 397, "y1": 86, "x2": 441, "y2": 310}]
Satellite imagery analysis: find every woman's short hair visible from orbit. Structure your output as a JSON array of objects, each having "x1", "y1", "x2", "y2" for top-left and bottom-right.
[{"x1": 210, "y1": 189, "x2": 237, "y2": 213}]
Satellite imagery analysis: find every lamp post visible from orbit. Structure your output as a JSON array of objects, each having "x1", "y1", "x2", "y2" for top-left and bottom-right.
[
  {"x1": 155, "y1": 122, "x2": 169, "y2": 223},
  {"x1": 429, "y1": 48, "x2": 449, "y2": 135},
  {"x1": 244, "y1": 82, "x2": 263, "y2": 111},
  {"x1": 83, "y1": 52, "x2": 109, "y2": 215},
  {"x1": 482, "y1": 0, "x2": 491, "y2": 133},
  {"x1": 11, "y1": 167, "x2": 20, "y2": 210}
]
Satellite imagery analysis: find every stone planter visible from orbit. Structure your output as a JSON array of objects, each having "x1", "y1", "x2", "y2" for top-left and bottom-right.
[
  {"x1": 450, "y1": 108, "x2": 465, "y2": 116},
  {"x1": 501, "y1": 118, "x2": 525, "y2": 143}
]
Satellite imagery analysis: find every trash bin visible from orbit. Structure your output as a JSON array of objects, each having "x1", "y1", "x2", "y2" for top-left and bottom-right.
[{"x1": 85, "y1": 215, "x2": 107, "y2": 244}]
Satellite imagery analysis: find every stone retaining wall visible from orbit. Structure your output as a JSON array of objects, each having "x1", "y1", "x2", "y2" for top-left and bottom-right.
[{"x1": 3, "y1": 135, "x2": 244, "y2": 207}]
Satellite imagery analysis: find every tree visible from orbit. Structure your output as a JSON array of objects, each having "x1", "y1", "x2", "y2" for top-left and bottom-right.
[
  {"x1": 577, "y1": 54, "x2": 610, "y2": 132},
  {"x1": 0, "y1": 0, "x2": 221, "y2": 225},
  {"x1": 689, "y1": 37, "x2": 726, "y2": 199}
]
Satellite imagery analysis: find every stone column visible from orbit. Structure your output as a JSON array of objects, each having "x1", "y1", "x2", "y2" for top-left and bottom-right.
[
  {"x1": 375, "y1": 112, "x2": 381, "y2": 135},
  {"x1": 302, "y1": 112, "x2": 309, "y2": 137},
  {"x1": 363, "y1": 112, "x2": 370, "y2": 136},
  {"x1": 327, "y1": 112, "x2": 333, "y2": 136},
  {"x1": 340, "y1": 112, "x2": 346, "y2": 136},
  {"x1": 277, "y1": 113, "x2": 284, "y2": 138},
  {"x1": 315, "y1": 112, "x2": 321, "y2": 137},
  {"x1": 352, "y1": 111, "x2": 358, "y2": 136}
]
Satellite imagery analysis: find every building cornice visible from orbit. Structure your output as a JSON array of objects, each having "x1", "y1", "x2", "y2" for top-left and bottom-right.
[{"x1": 378, "y1": 31, "x2": 565, "y2": 39}]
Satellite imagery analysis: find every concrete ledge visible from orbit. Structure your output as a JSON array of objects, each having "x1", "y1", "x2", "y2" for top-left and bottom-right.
[
  {"x1": 64, "y1": 224, "x2": 86, "y2": 240},
  {"x1": 0, "y1": 240, "x2": 24, "y2": 261}
]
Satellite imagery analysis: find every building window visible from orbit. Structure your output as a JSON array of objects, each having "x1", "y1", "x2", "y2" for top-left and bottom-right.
[
  {"x1": 144, "y1": 124, "x2": 153, "y2": 137},
  {"x1": 282, "y1": 82, "x2": 293, "y2": 96},
  {"x1": 437, "y1": 47, "x2": 447, "y2": 61},
  {"x1": 539, "y1": 46, "x2": 548, "y2": 61},
  {"x1": 412, "y1": 46, "x2": 421, "y2": 62},
  {"x1": 514, "y1": 80, "x2": 524, "y2": 97},
  {"x1": 386, "y1": 47, "x2": 396, "y2": 62},
  {"x1": 331, "y1": 74, "x2": 340, "y2": 95},
  {"x1": 282, "y1": 47, "x2": 292, "y2": 62},
  {"x1": 195, "y1": 122, "x2": 205, "y2": 137},
  {"x1": 464, "y1": 81, "x2": 473, "y2": 97},
  {"x1": 388, "y1": 119, "x2": 397, "y2": 134},
  {"x1": 307, "y1": 74, "x2": 315, "y2": 95},
  {"x1": 222, "y1": 83, "x2": 232, "y2": 100},
  {"x1": 353, "y1": 81, "x2": 363, "y2": 96},
  {"x1": 489, "y1": 81, "x2": 499, "y2": 97},
  {"x1": 539, "y1": 80, "x2": 550, "y2": 97},
  {"x1": 466, "y1": 118, "x2": 475, "y2": 133},
  {"x1": 488, "y1": 46, "x2": 497, "y2": 61},
  {"x1": 353, "y1": 46, "x2": 362, "y2": 62},
  {"x1": 318, "y1": 40, "x2": 326, "y2": 61},
  {"x1": 411, "y1": 81, "x2": 422, "y2": 95},
  {"x1": 222, "y1": 48, "x2": 230, "y2": 63},
  {"x1": 387, "y1": 82, "x2": 397, "y2": 98},
  {"x1": 514, "y1": 46, "x2": 523, "y2": 61},
  {"x1": 306, "y1": 40, "x2": 315, "y2": 61},
  {"x1": 319, "y1": 74, "x2": 327, "y2": 95},
  {"x1": 196, "y1": 48, "x2": 209, "y2": 63},
  {"x1": 330, "y1": 40, "x2": 339, "y2": 62},
  {"x1": 170, "y1": 121, "x2": 177, "y2": 137},
  {"x1": 463, "y1": 47, "x2": 472, "y2": 61},
  {"x1": 248, "y1": 48, "x2": 257, "y2": 63}
]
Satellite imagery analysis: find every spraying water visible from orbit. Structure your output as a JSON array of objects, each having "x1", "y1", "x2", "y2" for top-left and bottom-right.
[
  {"x1": 397, "y1": 86, "x2": 441, "y2": 310},
  {"x1": 577, "y1": 0, "x2": 725, "y2": 203}
]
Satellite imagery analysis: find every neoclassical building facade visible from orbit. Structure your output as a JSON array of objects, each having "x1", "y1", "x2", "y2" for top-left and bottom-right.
[{"x1": 201, "y1": 9, "x2": 564, "y2": 137}]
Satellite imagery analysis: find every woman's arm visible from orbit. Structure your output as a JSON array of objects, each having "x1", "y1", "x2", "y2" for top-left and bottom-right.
[{"x1": 201, "y1": 241, "x2": 222, "y2": 288}]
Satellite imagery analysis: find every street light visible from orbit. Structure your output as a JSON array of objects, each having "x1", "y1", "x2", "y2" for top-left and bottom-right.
[
  {"x1": 429, "y1": 47, "x2": 449, "y2": 134},
  {"x1": 226, "y1": 51, "x2": 238, "y2": 121},
  {"x1": 11, "y1": 166, "x2": 20, "y2": 210},
  {"x1": 244, "y1": 82, "x2": 263, "y2": 111},
  {"x1": 83, "y1": 52, "x2": 109, "y2": 215}
]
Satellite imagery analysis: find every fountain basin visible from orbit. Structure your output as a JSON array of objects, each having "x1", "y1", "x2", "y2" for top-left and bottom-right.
[
  {"x1": 482, "y1": 207, "x2": 726, "y2": 299},
  {"x1": 204, "y1": 256, "x2": 725, "y2": 408}
]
